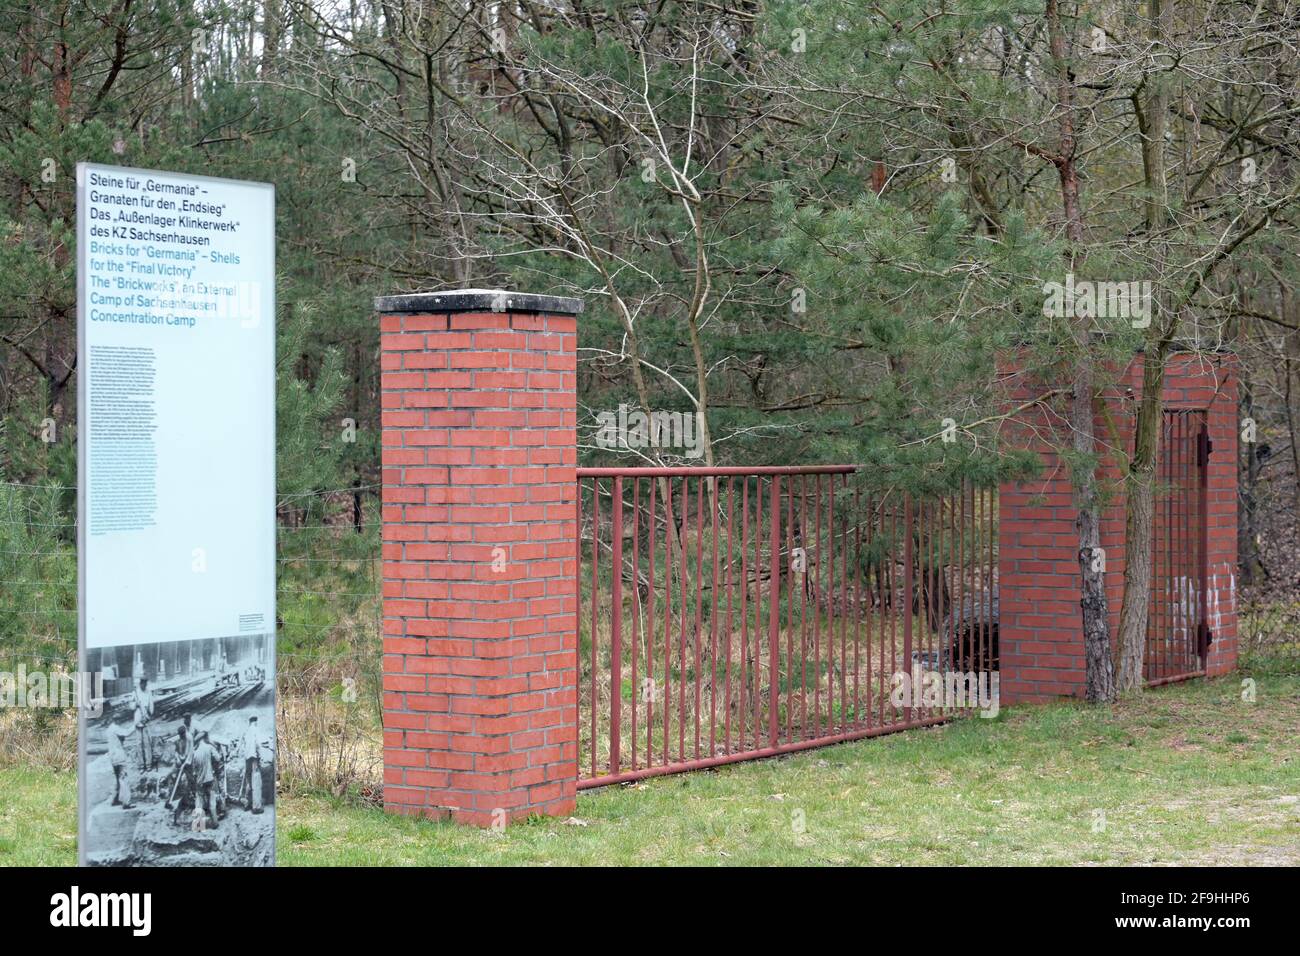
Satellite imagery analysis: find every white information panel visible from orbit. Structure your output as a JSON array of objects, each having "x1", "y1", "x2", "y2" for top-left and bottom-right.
[{"x1": 77, "y1": 164, "x2": 276, "y2": 866}]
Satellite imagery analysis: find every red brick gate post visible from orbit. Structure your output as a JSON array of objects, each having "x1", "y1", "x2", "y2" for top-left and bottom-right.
[{"x1": 377, "y1": 290, "x2": 582, "y2": 825}]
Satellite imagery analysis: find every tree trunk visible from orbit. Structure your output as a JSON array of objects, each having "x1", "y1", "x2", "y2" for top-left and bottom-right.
[
  {"x1": 1073, "y1": 358, "x2": 1115, "y2": 702},
  {"x1": 1115, "y1": 0, "x2": 1173, "y2": 694},
  {"x1": 1046, "y1": 0, "x2": 1114, "y2": 702},
  {"x1": 1117, "y1": 354, "x2": 1163, "y2": 687}
]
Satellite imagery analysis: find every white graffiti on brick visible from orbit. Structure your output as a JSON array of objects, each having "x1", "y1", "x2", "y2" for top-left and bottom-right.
[{"x1": 1164, "y1": 563, "x2": 1234, "y2": 647}]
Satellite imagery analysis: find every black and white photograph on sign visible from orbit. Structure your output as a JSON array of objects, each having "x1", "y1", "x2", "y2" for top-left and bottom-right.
[{"x1": 81, "y1": 635, "x2": 274, "y2": 867}]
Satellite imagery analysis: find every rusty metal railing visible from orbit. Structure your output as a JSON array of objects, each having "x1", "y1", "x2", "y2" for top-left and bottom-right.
[{"x1": 576, "y1": 466, "x2": 998, "y2": 788}]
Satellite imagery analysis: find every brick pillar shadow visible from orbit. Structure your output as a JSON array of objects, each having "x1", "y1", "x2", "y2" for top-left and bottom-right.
[{"x1": 378, "y1": 290, "x2": 582, "y2": 825}]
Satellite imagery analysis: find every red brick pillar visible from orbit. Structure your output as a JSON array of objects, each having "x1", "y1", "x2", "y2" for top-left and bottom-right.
[
  {"x1": 378, "y1": 290, "x2": 581, "y2": 825},
  {"x1": 998, "y1": 351, "x2": 1238, "y2": 702},
  {"x1": 996, "y1": 373, "x2": 1092, "y2": 703}
]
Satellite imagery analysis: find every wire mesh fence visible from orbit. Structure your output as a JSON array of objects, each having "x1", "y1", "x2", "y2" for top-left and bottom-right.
[
  {"x1": 0, "y1": 480, "x2": 384, "y2": 798},
  {"x1": 1239, "y1": 597, "x2": 1300, "y2": 672}
]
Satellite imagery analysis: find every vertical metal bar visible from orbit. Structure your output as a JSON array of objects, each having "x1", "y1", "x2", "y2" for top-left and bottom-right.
[
  {"x1": 978, "y1": 486, "x2": 987, "y2": 681},
  {"x1": 947, "y1": 495, "x2": 955, "y2": 689},
  {"x1": 575, "y1": 475, "x2": 583, "y2": 774},
  {"x1": 1177, "y1": 414, "x2": 1184, "y2": 672},
  {"x1": 725, "y1": 476, "x2": 735, "y2": 753},
  {"x1": 931, "y1": 497, "x2": 941, "y2": 714},
  {"x1": 1172, "y1": 413, "x2": 1181, "y2": 676},
  {"x1": 903, "y1": 493, "x2": 914, "y2": 723},
  {"x1": 768, "y1": 475, "x2": 781, "y2": 746},
  {"x1": 1166, "y1": 414, "x2": 1175, "y2": 679},
  {"x1": 813, "y1": 474, "x2": 822, "y2": 736},
  {"x1": 985, "y1": 484, "x2": 992, "y2": 678},
  {"x1": 1175, "y1": 413, "x2": 1184, "y2": 676},
  {"x1": 590, "y1": 478, "x2": 599, "y2": 776},
  {"x1": 1175, "y1": 412, "x2": 1183, "y2": 674},
  {"x1": 1180, "y1": 414, "x2": 1188, "y2": 672},
  {"x1": 786, "y1": 474, "x2": 795, "y2": 742},
  {"x1": 864, "y1": 491, "x2": 874, "y2": 729},
  {"x1": 923, "y1": 497, "x2": 933, "y2": 718},
  {"x1": 630, "y1": 478, "x2": 639, "y2": 772},
  {"x1": 1149, "y1": 429, "x2": 1159, "y2": 686},
  {"x1": 610, "y1": 476, "x2": 623, "y2": 774},
  {"x1": 986, "y1": 485, "x2": 994, "y2": 680},
  {"x1": 1162, "y1": 415, "x2": 1171, "y2": 676},
  {"x1": 935, "y1": 497, "x2": 943, "y2": 711},
  {"x1": 1187, "y1": 414, "x2": 1198, "y2": 672},
  {"x1": 968, "y1": 481, "x2": 975, "y2": 676},
  {"x1": 646, "y1": 478, "x2": 655, "y2": 765},
  {"x1": 753, "y1": 477, "x2": 763, "y2": 746},
  {"x1": 925, "y1": 496, "x2": 935, "y2": 712},
  {"x1": 1180, "y1": 416, "x2": 1190, "y2": 671},
  {"x1": 1181, "y1": 413, "x2": 1190, "y2": 672},
  {"x1": 877, "y1": 495, "x2": 886, "y2": 727},
  {"x1": 663, "y1": 478, "x2": 673, "y2": 766},
  {"x1": 743, "y1": 476, "x2": 754, "y2": 749},
  {"x1": 869, "y1": 494, "x2": 877, "y2": 729},
  {"x1": 1159, "y1": 416, "x2": 1170, "y2": 681},
  {"x1": 1151, "y1": 420, "x2": 1159, "y2": 682},
  {"x1": 678, "y1": 478, "x2": 688, "y2": 762},
  {"x1": 919, "y1": 495, "x2": 928, "y2": 718},
  {"x1": 839, "y1": 475, "x2": 848, "y2": 728},
  {"x1": 1179, "y1": 412, "x2": 1188, "y2": 674},
  {"x1": 1173, "y1": 413, "x2": 1181, "y2": 675},
  {"x1": 946, "y1": 490, "x2": 955, "y2": 711},
  {"x1": 1152, "y1": 416, "x2": 1162, "y2": 680},
  {"x1": 854, "y1": 483, "x2": 862, "y2": 727},
  {"x1": 973, "y1": 487, "x2": 981, "y2": 682},
  {"x1": 800, "y1": 474, "x2": 809, "y2": 738},
  {"x1": 1199, "y1": 415, "x2": 1210, "y2": 665},
  {"x1": 695, "y1": 477, "x2": 704, "y2": 760},
  {"x1": 1159, "y1": 415, "x2": 1169, "y2": 679},
  {"x1": 1192, "y1": 415, "x2": 1203, "y2": 671},
  {"x1": 889, "y1": 496, "x2": 898, "y2": 726},
  {"x1": 930, "y1": 497, "x2": 940, "y2": 712},
  {"x1": 710, "y1": 476, "x2": 720, "y2": 758},
  {"x1": 1175, "y1": 416, "x2": 1185, "y2": 676},
  {"x1": 828, "y1": 474, "x2": 837, "y2": 731},
  {"x1": 957, "y1": 482, "x2": 965, "y2": 675},
  {"x1": 969, "y1": 489, "x2": 976, "y2": 679}
]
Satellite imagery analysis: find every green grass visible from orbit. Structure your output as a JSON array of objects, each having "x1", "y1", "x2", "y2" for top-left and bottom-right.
[
  {"x1": 0, "y1": 764, "x2": 78, "y2": 865},
  {"x1": 4, "y1": 671, "x2": 1298, "y2": 866}
]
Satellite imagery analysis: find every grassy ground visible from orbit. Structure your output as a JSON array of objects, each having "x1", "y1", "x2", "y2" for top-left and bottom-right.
[{"x1": 3, "y1": 670, "x2": 1297, "y2": 866}]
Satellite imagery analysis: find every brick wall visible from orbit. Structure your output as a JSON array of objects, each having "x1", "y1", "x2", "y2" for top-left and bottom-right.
[
  {"x1": 377, "y1": 290, "x2": 582, "y2": 825},
  {"x1": 999, "y1": 351, "x2": 1238, "y2": 703}
]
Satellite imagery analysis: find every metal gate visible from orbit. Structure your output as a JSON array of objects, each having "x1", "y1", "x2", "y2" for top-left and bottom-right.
[
  {"x1": 1145, "y1": 409, "x2": 1212, "y2": 685},
  {"x1": 575, "y1": 466, "x2": 998, "y2": 788}
]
